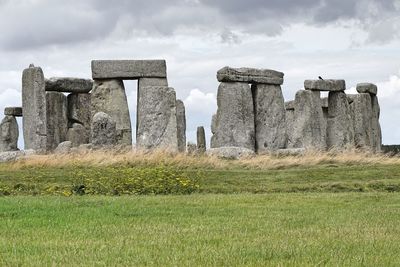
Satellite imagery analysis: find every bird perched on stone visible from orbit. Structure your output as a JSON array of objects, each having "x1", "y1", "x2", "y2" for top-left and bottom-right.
[{"x1": 318, "y1": 76, "x2": 324, "y2": 80}]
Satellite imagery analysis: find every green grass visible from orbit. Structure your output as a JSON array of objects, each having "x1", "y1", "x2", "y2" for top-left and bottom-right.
[
  {"x1": 1, "y1": 193, "x2": 400, "y2": 266},
  {"x1": 1, "y1": 163, "x2": 400, "y2": 195}
]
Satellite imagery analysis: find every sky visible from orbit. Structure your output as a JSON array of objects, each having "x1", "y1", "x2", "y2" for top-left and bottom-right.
[{"x1": 1, "y1": 0, "x2": 400, "y2": 147}]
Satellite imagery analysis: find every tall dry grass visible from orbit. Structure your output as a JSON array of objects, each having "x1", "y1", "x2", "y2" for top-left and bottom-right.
[{"x1": 6, "y1": 148, "x2": 400, "y2": 171}]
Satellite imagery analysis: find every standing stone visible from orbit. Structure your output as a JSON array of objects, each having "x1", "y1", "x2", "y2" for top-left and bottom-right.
[
  {"x1": 0, "y1": 116, "x2": 19, "y2": 152},
  {"x1": 321, "y1": 97, "x2": 329, "y2": 142},
  {"x1": 136, "y1": 86, "x2": 178, "y2": 151},
  {"x1": 211, "y1": 114, "x2": 217, "y2": 135},
  {"x1": 252, "y1": 84, "x2": 286, "y2": 153},
  {"x1": 22, "y1": 64, "x2": 47, "y2": 151},
  {"x1": 285, "y1": 102, "x2": 295, "y2": 148},
  {"x1": 326, "y1": 91, "x2": 354, "y2": 150},
  {"x1": 67, "y1": 93, "x2": 91, "y2": 138},
  {"x1": 197, "y1": 126, "x2": 206, "y2": 153},
  {"x1": 67, "y1": 123, "x2": 89, "y2": 147},
  {"x1": 371, "y1": 95, "x2": 382, "y2": 152},
  {"x1": 351, "y1": 93, "x2": 373, "y2": 150},
  {"x1": 91, "y1": 112, "x2": 117, "y2": 147},
  {"x1": 46, "y1": 92, "x2": 68, "y2": 151},
  {"x1": 91, "y1": 79, "x2": 132, "y2": 146},
  {"x1": 211, "y1": 82, "x2": 255, "y2": 151},
  {"x1": 176, "y1": 100, "x2": 186, "y2": 153},
  {"x1": 292, "y1": 90, "x2": 326, "y2": 150}
]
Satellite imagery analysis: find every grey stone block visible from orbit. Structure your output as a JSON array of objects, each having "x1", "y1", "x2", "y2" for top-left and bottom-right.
[
  {"x1": 292, "y1": 90, "x2": 326, "y2": 150},
  {"x1": 206, "y1": 147, "x2": 255, "y2": 159},
  {"x1": 197, "y1": 126, "x2": 206, "y2": 153},
  {"x1": 371, "y1": 95, "x2": 382, "y2": 152},
  {"x1": 54, "y1": 141, "x2": 72, "y2": 154},
  {"x1": 67, "y1": 93, "x2": 91, "y2": 139},
  {"x1": 67, "y1": 123, "x2": 89, "y2": 147},
  {"x1": 91, "y1": 79, "x2": 132, "y2": 146},
  {"x1": 285, "y1": 109, "x2": 295, "y2": 148},
  {"x1": 211, "y1": 82, "x2": 255, "y2": 151},
  {"x1": 91, "y1": 112, "x2": 117, "y2": 147},
  {"x1": 217, "y1": 66, "x2": 284, "y2": 85},
  {"x1": 92, "y1": 60, "x2": 167, "y2": 79},
  {"x1": 252, "y1": 84, "x2": 286, "y2": 153},
  {"x1": 304, "y1": 79, "x2": 346, "y2": 92},
  {"x1": 45, "y1": 77, "x2": 93, "y2": 93},
  {"x1": 176, "y1": 100, "x2": 186, "y2": 153},
  {"x1": 285, "y1": 101, "x2": 295, "y2": 110},
  {"x1": 0, "y1": 115, "x2": 19, "y2": 152},
  {"x1": 326, "y1": 91, "x2": 354, "y2": 150},
  {"x1": 357, "y1": 83, "x2": 377, "y2": 95},
  {"x1": 136, "y1": 86, "x2": 178, "y2": 151},
  {"x1": 351, "y1": 93, "x2": 373, "y2": 150},
  {"x1": 46, "y1": 92, "x2": 68, "y2": 151},
  {"x1": 22, "y1": 64, "x2": 47, "y2": 151},
  {"x1": 4, "y1": 107, "x2": 22, "y2": 117}
]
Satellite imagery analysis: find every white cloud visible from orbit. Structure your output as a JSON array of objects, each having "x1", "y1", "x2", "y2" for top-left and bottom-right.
[{"x1": 184, "y1": 89, "x2": 217, "y2": 115}]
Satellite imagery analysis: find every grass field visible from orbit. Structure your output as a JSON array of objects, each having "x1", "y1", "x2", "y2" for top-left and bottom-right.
[{"x1": 1, "y1": 150, "x2": 400, "y2": 266}]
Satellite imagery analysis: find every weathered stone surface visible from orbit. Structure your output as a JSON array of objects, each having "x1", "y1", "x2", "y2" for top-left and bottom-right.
[
  {"x1": 206, "y1": 147, "x2": 255, "y2": 159},
  {"x1": 138, "y1": 78, "x2": 168, "y2": 87},
  {"x1": 197, "y1": 126, "x2": 206, "y2": 153},
  {"x1": 176, "y1": 100, "x2": 186, "y2": 153},
  {"x1": 22, "y1": 65, "x2": 47, "y2": 151},
  {"x1": 4, "y1": 107, "x2": 22, "y2": 117},
  {"x1": 136, "y1": 86, "x2": 178, "y2": 151},
  {"x1": 351, "y1": 93, "x2": 373, "y2": 150},
  {"x1": 92, "y1": 60, "x2": 167, "y2": 79},
  {"x1": 67, "y1": 123, "x2": 89, "y2": 147},
  {"x1": 91, "y1": 79, "x2": 132, "y2": 146},
  {"x1": 285, "y1": 109, "x2": 295, "y2": 148},
  {"x1": 252, "y1": 84, "x2": 286, "y2": 152},
  {"x1": 67, "y1": 93, "x2": 91, "y2": 138},
  {"x1": 45, "y1": 77, "x2": 93, "y2": 93},
  {"x1": 371, "y1": 95, "x2": 382, "y2": 152},
  {"x1": 357, "y1": 83, "x2": 377, "y2": 95},
  {"x1": 292, "y1": 90, "x2": 326, "y2": 150},
  {"x1": 347, "y1": 94, "x2": 357, "y2": 104},
  {"x1": 217, "y1": 66, "x2": 284, "y2": 85},
  {"x1": 321, "y1": 97, "x2": 329, "y2": 108},
  {"x1": 285, "y1": 101, "x2": 295, "y2": 110},
  {"x1": 274, "y1": 148, "x2": 306, "y2": 157},
  {"x1": 46, "y1": 92, "x2": 68, "y2": 151},
  {"x1": 54, "y1": 141, "x2": 72, "y2": 154},
  {"x1": 211, "y1": 114, "x2": 217, "y2": 134},
  {"x1": 304, "y1": 80, "x2": 346, "y2": 92},
  {"x1": 0, "y1": 151, "x2": 23, "y2": 163},
  {"x1": 326, "y1": 91, "x2": 354, "y2": 150},
  {"x1": 211, "y1": 82, "x2": 255, "y2": 151},
  {"x1": 91, "y1": 112, "x2": 117, "y2": 147},
  {"x1": 0, "y1": 116, "x2": 19, "y2": 152}
]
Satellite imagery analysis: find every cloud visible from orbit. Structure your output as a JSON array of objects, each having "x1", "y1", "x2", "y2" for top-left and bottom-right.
[{"x1": 184, "y1": 89, "x2": 216, "y2": 115}]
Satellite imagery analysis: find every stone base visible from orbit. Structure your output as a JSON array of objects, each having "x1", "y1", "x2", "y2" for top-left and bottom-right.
[{"x1": 206, "y1": 147, "x2": 255, "y2": 159}]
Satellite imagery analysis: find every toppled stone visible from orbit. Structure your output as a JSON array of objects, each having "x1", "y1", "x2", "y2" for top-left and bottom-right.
[
  {"x1": 54, "y1": 141, "x2": 72, "y2": 154},
  {"x1": 357, "y1": 83, "x2": 377, "y2": 95},
  {"x1": 4, "y1": 107, "x2": 22, "y2": 117},
  {"x1": 206, "y1": 147, "x2": 255, "y2": 159},
  {"x1": 176, "y1": 100, "x2": 186, "y2": 153},
  {"x1": 45, "y1": 77, "x2": 93, "y2": 93},
  {"x1": 326, "y1": 91, "x2": 354, "y2": 150},
  {"x1": 91, "y1": 112, "x2": 117, "y2": 147},
  {"x1": 217, "y1": 66, "x2": 284, "y2": 85},
  {"x1": 285, "y1": 101, "x2": 295, "y2": 110},
  {"x1": 304, "y1": 79, "x2": 346, "y2": 92},
  {"x1": 0, "y1": 151, "x2": 23, "y2": 163},
  {"x1": 371, "y1": 95, "x2": 382, "y2": 152},
  {"x1": 92, "y1": 60, "x2": 167, "y2": 79},
  {"x1": 46, "y1": 92, "x2": 68, "y2": 151},
  {"x1": 351, "y1": 93, "x2": 373, "y2": 150},
  {"x1": 211, "y1": 82, "x2": 255, "y2": 151},
  {"x1": 252, "y1": 84, "x2": 286, "y2": 152},
  {"x1": 0, "y1": 115, "x2": 19, "y2": 152},
  {"x1": 186, "y1": 142, "x2": 197, "y2": 155},
  {"x1": 67, "y1": 93, "x2": 91, "y2": 138},
  {"x1": 67, "y1": 123, "x2": 89, "y2": 147},
  {"x1": 292, "y1": 90, "x2": 326, "y2": 150},
  {"x1": 274, "y1": 148, "x2": 306, "y2": 157},
  {"x1": 197, "y1": 126, "x2": 206, "y2": 153},
  {"x1": 22, "y1": 65, "x2": 47, "y2": 151},
  {"x1": 136, "y1": 86, "x2": 178, "y2": 151},
  {"x1": 91, "y1": 79, "x2": 132, "y2": 146}
]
